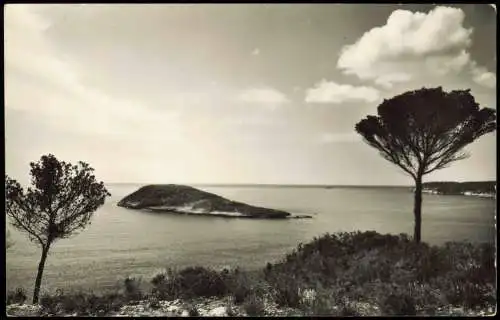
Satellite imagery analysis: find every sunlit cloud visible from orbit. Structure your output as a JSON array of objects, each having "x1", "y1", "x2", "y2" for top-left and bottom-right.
[{"x1": 305, "y1": 80, "x2": 380, "y2": 104}]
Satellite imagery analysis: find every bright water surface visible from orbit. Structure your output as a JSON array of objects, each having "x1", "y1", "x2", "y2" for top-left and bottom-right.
[{"x1": 6, "y1": 184, "x2": 496, "y2": 293}]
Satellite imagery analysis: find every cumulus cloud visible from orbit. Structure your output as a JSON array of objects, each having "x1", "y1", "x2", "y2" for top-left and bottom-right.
[
  {"x1": 471, "y1": 62, "x2": 497, "y2": 88},
  {"x1": 237, "y1": 87, "x2": 289, "y2": 105},
  {"x1": 337, "y1": 6, "x2": 496, "y2": 89},
  {"x1": 305, "y1": 80, "x2": 380, "y2": 104}
]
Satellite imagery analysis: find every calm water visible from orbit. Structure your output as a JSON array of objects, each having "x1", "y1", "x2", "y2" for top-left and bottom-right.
[{"x1": 6, "y1": 184, "x2": 496, "y2": 293}]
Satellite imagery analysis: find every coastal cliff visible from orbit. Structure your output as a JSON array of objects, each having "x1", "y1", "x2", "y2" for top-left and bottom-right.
[{"x1": 117, "y1": 184, "x2": 306, "y2": 219}]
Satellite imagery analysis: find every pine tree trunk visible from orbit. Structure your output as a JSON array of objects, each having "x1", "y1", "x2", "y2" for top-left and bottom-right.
[
  {"x1": 413, "y1": 176, "x2": 423, "y2": 243},
  {"x1": 32, "y1": 245, "x2": 50, "y2": 304}
]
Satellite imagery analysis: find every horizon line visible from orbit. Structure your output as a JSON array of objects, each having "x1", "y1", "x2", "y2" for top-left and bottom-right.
[{"x1": 104, "y1": 180, "x2": 496, "y2": 187}]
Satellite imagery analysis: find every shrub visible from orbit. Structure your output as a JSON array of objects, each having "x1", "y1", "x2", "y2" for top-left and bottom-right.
[
  {"x1": 85, "y1": 292, "x2": 124, "y2": 315},
  {"x1": 39, "y1": 290, "x2": 126, "y2": 316},
  {"x1": 60, "y1": 292, "x2": 88, "y2": 314},
  {"x1": 187, "y1": 304, "x2": 200, "y2": 316},
  {"x1": 271, "y1": 275, "x2": 301, "y2": 308},
  {"x1": 148, "y1": 296, "x2": 161, "y2": 310},
  {"x1": 243, "y1": 294, "x2": 266, "y2": 316},
  {"x1": 226, "y1": 271, "x2": 253, "y2": 304},
  {"x1": 339, "y1": 302, "x2": 360, "y2": 316},
  {"x1": 225, "y1": 297, "x2": 238, "y2": 317},
  {"x1": 39, "y1": 290, "x2": 64, "y2": 315},
  {"x1": 7, "y1": 287, "x2": 27, "y2": 305},
  {"x1": 226, "y1": 304, "x2": 237, "y2": 317},
  {"x1": 299, "y1": 289, "x2": 336, "y2": 316},
  {"x1": 123, "y1": 277, "x2": 143, "y2": 302},
  {"x1": 381, "y1": 293, "x2": 417, "y2": 316},
  {"x1": 151, "y1": 266, "x2": 228, "y2": 299},
  {"x1": 263, "y1": 231, "x2": 496, "y2": 315}
]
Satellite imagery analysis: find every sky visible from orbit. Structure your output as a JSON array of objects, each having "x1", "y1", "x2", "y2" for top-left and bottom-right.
[{"x1": 4, "y1": 4, "x2": 497, "y2": 186}]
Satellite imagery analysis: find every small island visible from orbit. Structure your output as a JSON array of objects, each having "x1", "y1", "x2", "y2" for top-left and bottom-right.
[
  {"x1": 118, "y1": 184, "x2": 312, "y2": 219},
  {"x1": 419, "y1": 181, "x2": 496, "y2": 198}
]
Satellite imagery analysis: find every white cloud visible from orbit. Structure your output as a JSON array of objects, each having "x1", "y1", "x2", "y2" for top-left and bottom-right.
[
  {"x1": 305, "y1": 80, "x2": 380, "y2": 104},
  {"x1": 251, "y1": 48, "x2": 260, "y2": 56},
  {"x1": 337, "y1": 6, "x2": 495, "y2": 89},
  {"x1": 237, "y1": 87, "x2": 289, "y2": 105},
  {"x1": 4, "y1": 4, "x2": 183, "y2": 142},
  {"x1": 471, "y1": 62, "x2": 497, "y2": 88}
]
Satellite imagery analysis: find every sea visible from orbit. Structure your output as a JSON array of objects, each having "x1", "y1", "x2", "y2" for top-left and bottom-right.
[{"x1": 6, "y1": 184, "x2": 496, "y2": 294}]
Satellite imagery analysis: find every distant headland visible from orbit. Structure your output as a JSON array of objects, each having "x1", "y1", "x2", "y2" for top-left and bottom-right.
[{"x1": 418, "y1": 181, "x2": 496, "y2": 198}]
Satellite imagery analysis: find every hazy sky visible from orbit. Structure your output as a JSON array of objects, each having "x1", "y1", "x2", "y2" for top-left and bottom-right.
[{"x1": 5, "y1": 4, "x2": 497, "y2": 185}]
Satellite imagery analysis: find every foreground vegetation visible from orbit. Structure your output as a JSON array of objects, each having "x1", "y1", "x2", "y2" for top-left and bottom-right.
[{"x1": 6, "y1": 231, "x2": 497, "y2": 316}]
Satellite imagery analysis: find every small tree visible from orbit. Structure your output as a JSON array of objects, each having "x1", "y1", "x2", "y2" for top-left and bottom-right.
[
  {"x1": 355, "y1": 87, "x2": 496, "y2": 243},
  {"x1": 5, "y1": 154, "x2": 111, "y2": 303}
]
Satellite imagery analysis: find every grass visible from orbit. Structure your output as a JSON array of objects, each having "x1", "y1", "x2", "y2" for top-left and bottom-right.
[{"x1": 7, "y1": 231, "x2": 496, "y2": 316}]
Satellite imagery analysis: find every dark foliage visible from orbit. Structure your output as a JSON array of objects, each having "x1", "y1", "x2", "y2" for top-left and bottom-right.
[
  {"x1": 264, "y1": 231, "x2": 496, "y2": 315},
  {"x1": 39, "y1": 290, "x2": 125, "y2": 316},
  {"x1": 243, "y1": 294, "x2": 266, "y2": 316},
  {"x1": 151, "y1": 266, "x2": 228, "y2": 299},
  {"x1": 187, "y1": 304, "x2": 200, "y2": 316},
  {"x1": 265, "y1": 273, "x2": 302, "y2": 308},
  {"x1": 123, "y1": 277, "x2": 143, "y2": 302},
  {"x1": 224, "y1": 270, "x2": 254, "y2": 304},
  {"x1": 381, "y1": 294, "x2": 417, "y2": 315},
  {"x1": 355, "y1": 87, "x2": 496, "y2": 179},
  {"x1": 7, "y1": 288, "x2": 27, "y2": 305}
]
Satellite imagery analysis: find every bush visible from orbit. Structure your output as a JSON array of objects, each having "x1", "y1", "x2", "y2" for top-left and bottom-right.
[
  {"x1": 381, "y1": 293, "x2": 417, "y2": 316},
  {"x1": 187, "y1": 304, "x2": 200, "y2": 316},
  {"x1": 262, "y1": 231, "x2": 495, "y2": 316},
  {"x1": 39, "y1": 290, "x2": 67, "y2": 315},
  {"x1": 243, "y1": 294, "x2": 266, "y2": 316},
  {"x1": 85, "y1": 292, "x2": 125, "y2": 315},
  {"x1": 148, "y1": 296, "x2": 161, "y2": 310},
  {"x1": 271, "y1": 275, "x2": 301, "y2": 308},
  {"x1": 299, "y1": 289, "x2": 336, "y2": 316},
  {"x1": 151, "y1": 266, "x2": 228, "y2": 299},
  {"x1": 225, "y1": 271, "x2": 253, "y2": 304},
  {"x1": 7, "y1": 287, "x2": 27, "y2": 305},
  {"x1": 123, "y1": 277, "x2": 143, "y2": 302},
  {"x1": 337, "y1": 301, "x2": 359, "y2": 316},
  {"x1": 226, "y1": 299, "x2": 238, "y2": 317},
  {"x1": 39, "y1": 290, "x2": 126, "y2": 316}
]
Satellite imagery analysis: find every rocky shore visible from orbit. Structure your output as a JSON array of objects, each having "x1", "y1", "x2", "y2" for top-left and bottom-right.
[
  {"x1": 5, "y1": 296, "x2": 303, "y2": 317},
  {"x1": 6, "y1": 298, "x2": 495, "y2": 317}
]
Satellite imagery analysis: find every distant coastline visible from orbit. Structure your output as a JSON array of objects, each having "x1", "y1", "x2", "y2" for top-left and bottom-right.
[
  {"x1": 417, "y1": 181, "x2": 496, "y2": 198},
  {"x1": 107, "y1": 182, "x2": 497, "y2": 198},
  {"x1": 107, "y1": 183, "x2": 413, "y2": 189}
]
